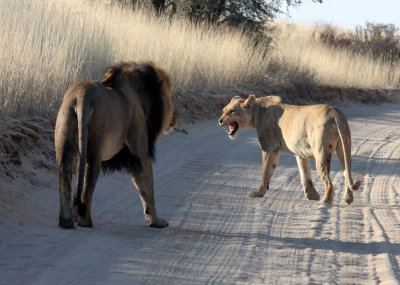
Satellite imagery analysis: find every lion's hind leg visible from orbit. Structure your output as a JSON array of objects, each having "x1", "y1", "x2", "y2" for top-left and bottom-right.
[
  {"x1": 58, "y1": 159, "x2": 75, "y2": 228},
  {"x1": 55, "y1": 113, "x2": 78, "y2": 228},
  {"x1": 295, "y1": 156, "x2": 320, "y2": 201},
  {"x1": 74, "y1": 150, "x2": 101, "y2": 228}
]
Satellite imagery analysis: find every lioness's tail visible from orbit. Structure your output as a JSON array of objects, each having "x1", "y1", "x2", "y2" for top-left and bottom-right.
[
  {"x1": 334, "y1": 109, "x2": 361, "y2": 191},
  {"x1": 75, "y1": 96, "x2": 91, "y2": 215}
]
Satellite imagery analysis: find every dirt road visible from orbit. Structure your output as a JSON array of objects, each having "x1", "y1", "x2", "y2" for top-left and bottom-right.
[{"x1": 1, "y1": 104, "x2": 400, "y2": 284}]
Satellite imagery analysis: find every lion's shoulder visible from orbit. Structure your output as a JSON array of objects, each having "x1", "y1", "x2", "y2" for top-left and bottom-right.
[{"x1": 100, "y1": 62, "x2": 167, "y2": 157}]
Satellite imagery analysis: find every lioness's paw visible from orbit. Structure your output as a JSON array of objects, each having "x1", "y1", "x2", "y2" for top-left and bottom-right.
[
  {"x1": 344, "y1": 193, "x2": 354, "y2": 205},
  {"x1": 149, "y1": 217, "x2": 169, "y2": 228},
  {"x1": 305, "y1": 187, "x2": 320, "y2": 201},
  {"x1": 321, "y1": 196, "x2": 333, "y2": 204},
  {"x1": 248, "y1": 190, "x2": 265, "y2": 198}
]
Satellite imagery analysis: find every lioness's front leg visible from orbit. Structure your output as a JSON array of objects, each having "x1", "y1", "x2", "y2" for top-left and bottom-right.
[
  {"x1": 131, "y1": 158, "x2": 168, "y2": 228},
  {"x1": 249, "y1": 150, "x2": 280, "y2": 197}
]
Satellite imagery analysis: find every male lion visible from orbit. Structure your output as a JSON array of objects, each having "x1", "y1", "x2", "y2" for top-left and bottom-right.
[
  {"x1": 55, "y1": 61, "x2": 177, "y2": 229},
  {"x1": 218, "y1": 95, "x2": 360, "y2": 204}
]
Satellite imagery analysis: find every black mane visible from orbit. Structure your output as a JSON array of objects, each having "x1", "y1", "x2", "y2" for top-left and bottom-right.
[{"x1": 101, "y1": 146, "x2": 143, "y2": 175}]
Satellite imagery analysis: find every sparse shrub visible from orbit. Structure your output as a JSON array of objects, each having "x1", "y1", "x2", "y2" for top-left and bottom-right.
[
  {"x1": 355, "y1": 23, "x2": 400, "y2": 61},
  {"x1": 315, "y1": 23, "x2": 400, "y2": 62},
  {"x1": 271, "y1": 22, "x2": 400, "y2": 88}
]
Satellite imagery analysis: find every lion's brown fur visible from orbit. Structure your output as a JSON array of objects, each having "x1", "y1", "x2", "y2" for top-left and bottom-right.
[
  {"x1": 100, "y1": 61, "x2": 171, "y2": 159},
  {"x1": 55, "y1": 61, "x2": 176, "y2": 229}
]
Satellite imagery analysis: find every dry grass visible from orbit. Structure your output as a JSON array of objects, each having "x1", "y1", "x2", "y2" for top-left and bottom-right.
[
  {"x1": 0, "y1": 0, "x2": 268, "y2": 119},
  {"x1": 270, "y1": 22, "x2": 400, "y2": 88},
  {"x1": 0, "y1": 1, "x2": 399, "y2": 120}
]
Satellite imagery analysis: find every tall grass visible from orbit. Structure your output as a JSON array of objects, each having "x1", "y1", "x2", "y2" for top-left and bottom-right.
[
  {"x1": 270, "y1": 22, "x2": 400, "y2": 88},
  {"x1": 0, "y1": 1, "x2": 399, "y2": 120},
  {"x1": 0, "y1": 0, "x2": 268, "y2": 119}
]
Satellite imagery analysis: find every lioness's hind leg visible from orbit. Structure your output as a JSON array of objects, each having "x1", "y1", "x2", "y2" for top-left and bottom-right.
[
  {"x1": 315, "y1": 150, "x2": 334, "y2": 204},
  {"x1": 295, "y1": 156, "x2": 320, "y2": 201},
  {"x1": 336, "y1": 142, "x2": 354, "y2": 204},
  {"x1": 131, "y1": 158, "x2": 168, "y2": 228}
]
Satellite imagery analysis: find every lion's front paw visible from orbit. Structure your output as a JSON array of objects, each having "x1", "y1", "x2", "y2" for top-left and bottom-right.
[
  {"x1": 148, "y1": 217, "x2": 169, "y2": 228},
  {"x1": 248, "y1": 190, "x2": 265, "y2": 198}
]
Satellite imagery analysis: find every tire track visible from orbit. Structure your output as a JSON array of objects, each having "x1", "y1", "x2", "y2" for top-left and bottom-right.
[
  {"x1": 3, "y1": 105, "x2": 400, "y2": 284},
  {"x1": 365, "y1": 139, "x2": 400, "y2": 283},
  {"x1": 136, "y1": 127, "x2": 261, "y2": 284},
  {"x1": 346, "y1": 112, "x2": 400, "y2": 284}
]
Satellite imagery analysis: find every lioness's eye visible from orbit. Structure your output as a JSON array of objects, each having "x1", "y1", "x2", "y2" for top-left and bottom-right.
[{"x1": 229, "y1": 110, "x2": 234, "y2": 114}]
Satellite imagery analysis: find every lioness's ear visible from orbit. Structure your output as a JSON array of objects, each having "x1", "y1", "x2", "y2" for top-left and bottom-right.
[
  {"x1": 242, "y1": 95, "x2": 256, "y2": 110},
  {"x1": 231, "y1": 96, "x2": 241, "y2": 102}
]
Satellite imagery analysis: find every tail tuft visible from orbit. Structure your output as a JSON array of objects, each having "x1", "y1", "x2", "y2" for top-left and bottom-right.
[{"x1": 352, "y1": 180, "x2": 361, "y2": 191}]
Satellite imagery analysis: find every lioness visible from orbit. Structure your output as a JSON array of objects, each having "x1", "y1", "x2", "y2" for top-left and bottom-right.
[
  {"x1": 219, "y1": 95, "x2": 360, "y2": 204},
  {"x1": 55, "y1": 61, "x2": 177, "y2": 229}
]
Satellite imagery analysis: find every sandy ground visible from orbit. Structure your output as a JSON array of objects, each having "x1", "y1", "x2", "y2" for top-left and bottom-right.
[{"x1": 1, "y1": 103, "x2": 400, "y2": 284}]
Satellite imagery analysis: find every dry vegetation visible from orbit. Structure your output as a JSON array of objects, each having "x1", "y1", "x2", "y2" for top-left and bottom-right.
[
  {"x1": 0, "y1": 0, "x2": 399, "y2": 120},
  {"x1": 0, "y1": 0, "x2": 268, "y2": 119},
  {"x1": 269, "y1": 22, "x2": 400, "y2": 88}
]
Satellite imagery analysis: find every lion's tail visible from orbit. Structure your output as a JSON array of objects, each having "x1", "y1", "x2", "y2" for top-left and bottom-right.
[
  {"x1": 334, "y1": 109, "x2": 361, "y2": 191},
  {"x1": 75, "y1": 96, "x2": 91, "y2": 215}
]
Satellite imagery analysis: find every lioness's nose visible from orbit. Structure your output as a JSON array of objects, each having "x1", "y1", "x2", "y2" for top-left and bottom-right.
[{"x1": 218, "y1": 119, "x2": 223, "y2": 126}]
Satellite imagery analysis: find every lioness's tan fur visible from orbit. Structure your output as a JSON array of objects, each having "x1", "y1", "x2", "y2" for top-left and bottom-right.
[
  {"x1": 219, "y1": 95, "x2": 360, "y2": 204},
  {"x1": 55, "y1": 61, "x2": 176, "y2": 229}
]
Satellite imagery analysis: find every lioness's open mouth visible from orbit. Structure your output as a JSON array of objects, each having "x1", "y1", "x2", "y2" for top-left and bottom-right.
[{"x1": 222, "y1": 121, "x2": 238, "y2": 137}]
